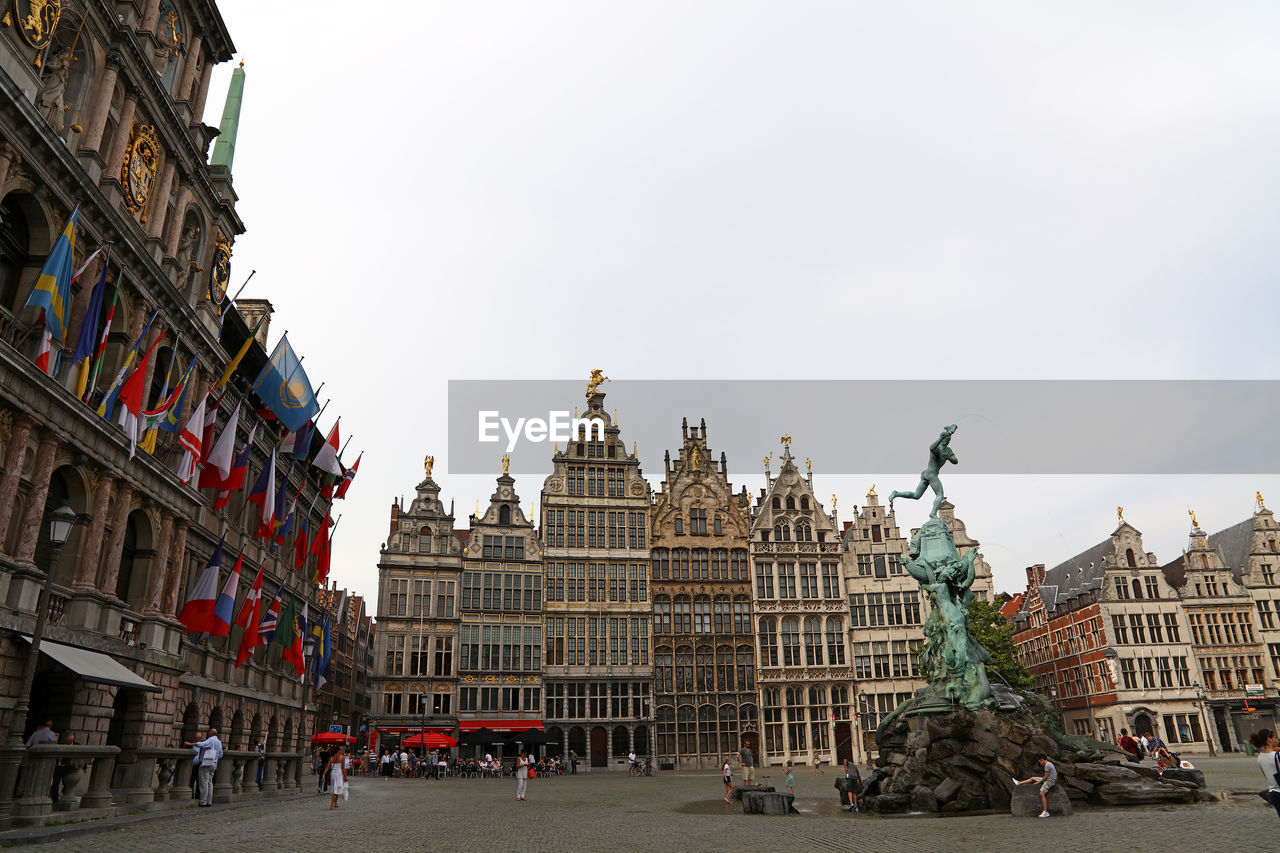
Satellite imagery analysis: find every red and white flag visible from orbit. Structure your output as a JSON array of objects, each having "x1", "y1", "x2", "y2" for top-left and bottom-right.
[
  {"x1": 198, "y1": 405, "x2": 240, "y2": 489},
  {"x1": 34, "y1": 326, "x2": 54, "y2": 375},
  {"x1": 176, "y1": 395, "x2": 208, "y2": 484},
  {"x1": 312, "y1": 419, "x2": 342, "y2": 477}
]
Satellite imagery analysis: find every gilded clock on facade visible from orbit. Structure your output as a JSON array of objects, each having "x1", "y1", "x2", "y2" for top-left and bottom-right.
[
  {"x1": 119, "y1": 124, "x2": 160, "y2": 221},
  {"x1": 13, "y1": 0, "x2": 61, "y2": 51},
  {"x1": 209, "y1": 233, "x2": 231, "y2": 306}
]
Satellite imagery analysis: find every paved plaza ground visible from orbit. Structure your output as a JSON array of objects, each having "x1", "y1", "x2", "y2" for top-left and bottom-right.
[{"x1": 2, "y1": 755, "x2": 1276, "y2": 852}]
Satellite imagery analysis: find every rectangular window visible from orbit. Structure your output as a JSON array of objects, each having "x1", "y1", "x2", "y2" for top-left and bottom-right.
[
  {"x1": 1259, "y1": 600, "x2": 1276, "y2": 630},
  {"x1": 1114, "y1": 577, "x2": 1130, "y2": 600},
  {"x1": 388, "y1": 579, "x2": 408, "y2": 616},
  {"x1": 1144, "y1": 575, "x2": 1160, "y2": 599},
  {"x1": 799, "y1": 563, "x2": 818, "y2": 599},
  {"x1": 821, "y1": 563, "x2": 839, "y2": 599},
  {"x1": 849, "y1": 594, "x2": 866, "y2": 627},
  {"x1": 857, "y1": 555, "x2": 872, "y2": 576},
  {"x1": 1164, "y1": 612, "x2": 1181, "y2": 643},
  {"x1": 756, "y1": 563, "x2": 775, "y2": 599},
  {"x1": 1119, "y1": 659, "x2": 1137, "y2": 689},
  {"x1": 413, "y1": 580, "x2": 431, "y2": 617},
  {"x1": 1129, "y1": 614, "x2": 1146, "y2": 644},
  {"x1": 690, "y1": 507, "x2": 707, "y2": 535},
  {"x1": 778, "y1": 564, "x2": 797, "y2": 598},
  {"x1": 436, "y1": 581, "x2": 455, "y2": 618},
  {"x1": 1147, "y1": 613, "x2": 1163, "y2": 643},
  {"x1": 853, "y1": 642, "x2": 872, "y2": 680},
  {"x1": 628, "y1": 511, "x2": 646, "y2": 548},
  {"x1": 872, "y1": 641, "x2": 890, "y2": 678}
]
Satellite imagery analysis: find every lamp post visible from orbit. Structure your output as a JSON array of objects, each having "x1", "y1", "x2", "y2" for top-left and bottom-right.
[
  {"x1": 8, "y1": 503, "x2": 79, "y2": 746},
  {"x1": 1193, "y1": 682, "x2": 1216, "y2": 758}
]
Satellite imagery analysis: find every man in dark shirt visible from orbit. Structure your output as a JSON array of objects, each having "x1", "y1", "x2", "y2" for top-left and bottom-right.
[{"x1": 738, "y1": 740, "x2": 755, "y2": 785}]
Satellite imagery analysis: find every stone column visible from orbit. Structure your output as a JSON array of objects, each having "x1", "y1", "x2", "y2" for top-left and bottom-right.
[
  {"x1": 192, "y1": 60, "x2": 214, "y2": 120},
  {"x1": 161, "y1": 519, "x2": 187, "y2": 615},
  {"x1": 97, "y1": 481, "x2": 134, "y2": 597},
  {"x1": 80, "y1": 57, "x2": 120, "y2": 154},
  {"x1": 71, "y1": 471, "x2": 116, "y2": 590},
  {"x1": 139, "y1": 0, "x2": 162, "y2": 32},
  {"x1": 146, "y1": 160, "x2": 175, "y2": 239},
  {"x1": 142, "y1": 511, "x2": 174, "y2": 615},
  {"x1": 628, "y1": 725, "x2": 635, "y2": 755},
  {"x1": 102, "y1": 89, "x2": 138, "y2": 180},
  {"x1": 162, "y1": 180, "x2": 190, "y2": 253},
  {"x1": 175, "y1": 35, "x2": 202, "y2": 102},
  {"x1": 0, "y1": 414, "x2": 35, "y2": 556},
  {"x1": 13, "y1": 432, "x2": 60, "y2": 565}
]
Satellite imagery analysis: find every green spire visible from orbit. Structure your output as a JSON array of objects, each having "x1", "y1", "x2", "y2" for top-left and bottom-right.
[{"x1": 209, "y1": 60, "x2": 245, "y2": 171}]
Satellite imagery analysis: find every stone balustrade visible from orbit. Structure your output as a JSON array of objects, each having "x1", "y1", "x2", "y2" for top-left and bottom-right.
[{"x1": 12, "y1": 744, "x2": 120, "y2": 827}]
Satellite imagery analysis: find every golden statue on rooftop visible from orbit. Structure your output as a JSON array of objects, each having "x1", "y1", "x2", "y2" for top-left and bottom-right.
[
  {"x1": 502, "y1": 454, "x2": 510, "y2": 476},
  {"x1": 1188, "y1": 508, "x2": 1198, "y2": 528},
  {"x1": 1117, "y1": 506, "x2": 1124, "y2": 522},
  {"x1": 424, "y1": 455, "x2": 434, "y2": 478},
  {"x1": 586, "y1": 369, "x2": 610, "y2": 399},
  {"x1": 780, "y1": 434, "x2": 791, "y2": 448},
  {"x1": 1258, "y1": 491, "x2": 1266, "y2": 511}
]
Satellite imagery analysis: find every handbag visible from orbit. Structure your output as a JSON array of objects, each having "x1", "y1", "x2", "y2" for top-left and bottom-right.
[
  {"x1": 529, "y1": 767, "x2": 536, "y2": 778},
  {"x1": 342, "y1": 780, "x2": 349, "y2": 801}
]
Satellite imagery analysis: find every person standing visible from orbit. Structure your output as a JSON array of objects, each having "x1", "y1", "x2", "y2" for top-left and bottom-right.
[
  {"x1": 738, "y1": 740, "x2": 755, "y2": 786},
  {"x1": 784, "y1": 760, "x2": 795, "y2": 795},
  {"x1": 25, "y1": 720, "x2": 56, "y2": 747},
  {"x1": 1251, "y1": 729, "x2": 1280, "y2": 820},
  {"x1": 1014, "y1": 754, "x2": 1058, "y2": 818},
  {"x1": 255, "y1": 740, "x2": 266, "y2": 789},
  {"x1": 50, "y1": 731, "x2": 76, "y2": 803},
  {"x1": 515, "y1": 749, "x2": 530, "y2": 801},
  {"x1": 722, "y1": 756, "x2": 733, "y2": 803},
  {"x1": 327, "y1": 749, "x2": 347, "y2": 810},
  {"x1": 184, "y1": 727, "x2": 223, "y2": 807},
  {"x1": 812, "y1": 754, "x2": 824, "y2": 775},
  {"x1": 843, "y1": 757, "x2": 861, "y2": 811},
  {"x1": 570, "y1": 749, "x2": 578, "y2": 775}
]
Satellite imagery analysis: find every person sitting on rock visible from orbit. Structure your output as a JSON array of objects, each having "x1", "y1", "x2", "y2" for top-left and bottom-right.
[
  {"x1": 1014, "y1": 754, "x2": 1058, "y2": 818},
  {"x1": 1117, "y1": 728, "x2": 1140, "y2": 760}
]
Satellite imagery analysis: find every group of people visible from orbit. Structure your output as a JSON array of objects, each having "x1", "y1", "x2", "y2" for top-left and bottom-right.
[
  {"x1": 1116, "y1": 727, "x2": 1180, "y2": 771},
  {"x1": 720, "y1": 741, "x2": 867, "y2": 812}
]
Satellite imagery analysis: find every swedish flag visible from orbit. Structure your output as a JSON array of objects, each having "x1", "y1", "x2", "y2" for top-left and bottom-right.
[
  {"x1": 250, "y1": 334, "x2": 318, "y2": 432},
  {"x1": 24, "y1": 209, "x2": 77, "y2": 343}
]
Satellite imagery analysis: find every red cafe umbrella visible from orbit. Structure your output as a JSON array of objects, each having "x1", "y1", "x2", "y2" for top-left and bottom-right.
[
  {"x1": 401, "y1": 732, "x2": 458, "y2": 749},
  {"x1": 312, "y1": 731, "x2": 356, "y2": 745}
]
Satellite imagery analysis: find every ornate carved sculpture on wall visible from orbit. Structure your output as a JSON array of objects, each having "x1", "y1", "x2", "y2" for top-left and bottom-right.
[
  {"x1": 35, "y1": 48, "x2": 71, "y2": 133},
  {"x1": 14, "y1": 0, "x2": 61, "y2": 61},
  {"x1": 176, "y1": 223, "x2": 201, "y2": 287},
  {"x1": 120, "y1": 124, "x2": 160, "y2": 221}
]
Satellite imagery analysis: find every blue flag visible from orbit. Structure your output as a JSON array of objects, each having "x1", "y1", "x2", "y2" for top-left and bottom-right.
[
  {"x1": 70, "y1": 259, "x2": 108, "y2": 363},
  {"x1": 24, "y1": 209, "x2": 77, "y2": 342},
  {"x1": 250, "y1": 335, "x2": 319, "y2": 432}
]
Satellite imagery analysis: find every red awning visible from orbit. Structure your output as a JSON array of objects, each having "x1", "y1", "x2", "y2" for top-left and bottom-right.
[
  {"x1": 459, "y1": 720, "x2": 543, "y2": 733},
  {"x1": 375, "y1": 727, "x2": 454, "y2": 734}
]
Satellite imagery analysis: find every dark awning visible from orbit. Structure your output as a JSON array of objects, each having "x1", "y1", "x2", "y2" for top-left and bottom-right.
[{"x1": 20, "y1": 635, "x2": 161, "y2": 693}]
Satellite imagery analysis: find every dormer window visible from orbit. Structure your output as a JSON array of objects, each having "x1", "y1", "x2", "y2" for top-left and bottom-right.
[{"x1": 500, "y1": 505, "x2": 511, "y2": 525}]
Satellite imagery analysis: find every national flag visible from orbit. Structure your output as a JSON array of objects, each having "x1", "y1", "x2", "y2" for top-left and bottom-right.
[
  {"x1": 70, "y1": 244, "x2": 107, "y2": 286},
  {"x1": 269, "y1": 474, "x2": 289, "y2": 537},
  {"x1": 282, "y1": 421, "x2": 313, "y2": 461},
  {"x1": 231, "y1": 562, "x2": 264, "y2": 667},
  {"x1": 312, "y1": 611, "x2": 331, "y2": 691},
  {"x1": 199, "y1": 390, "x2": 223, "y2": 465},
  {"x1": 312, "y1": 419, "x2": 342, "y2": 477},
  {"x1": 257, "y1": 583, "x2": 284, "y2": 645},
  {"x1": 175, "y1": 394, "x2": 208, "y2": 484},
  {"x1": 138, "y1": 358, "x2": 190, "y2": 455},
  {"x1": 34, "y1": 327, "x2": 53, "y2": 375},
  {"x1": 301, "y1": 601, "x2": 315, "y2": 658},
  {"x1": 69, "y1": 249, "x2": 110, "y2": 395},
  {"x1": 250, "y1": 335, "x2": 319, "y2": 432},
  {"x1": 292, "y1": 515, "x2": 310, "y2": 572},
  {"x1": 211, "y1": 553, "x2": 242, "y2": 637},
  {"x1": 213, "y1": 424, "x2": 255, "y2": 511},
  {"x1": 116, "y1": 331, "x2": 164, "y2": 458},
  {"x1": 23, "y1": 209, "x2": 76, "y2": 343},
  {"x1": 83, "y1": 277, "x2": 120, "y2": 402},
  {"x1": 334, "y1": 452, "x2": 361, "y2": 500},
  {"x1": 274, "y1": 488, "x2": 298, "y2": 547},
  {"x1": 309, "y1": 512, "x2": 330, "y2": 585},
  {"x1": 274, "y1": 594, "x2": 305, "y2": 678},
  {"x1": 177, "y1": 537, "x2": 224, "y2": 633},
  {"x1": 215, "y1": 314, "x2": 266, "y2": 390},
  {"x1": 157, "y1": 360, "x2": 194, "y2": 435},
  {"x1": 198, "y1": 405, "x2": 240, "y2": 489},
  {"x1": 248, "y1": 447, "x2": 276, "y2": 539},
  {"x1": 96, "y1": 310, "x2": 157, "y2": 418}
]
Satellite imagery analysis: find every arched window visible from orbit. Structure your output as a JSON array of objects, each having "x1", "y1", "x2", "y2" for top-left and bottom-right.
[
  {"x1": 693, "y1": 596, "x2": 711, "y2": 633},
  {"x1": 697, "y1": 704, "x2": 716, "y2": 756},
  {"x1": 656, "y1": 706, "x2": 676, "y2": 758},
  {"x1": 774, "y1": 524, "x2": 790, "y2": 542},
  {"x1": 653, "y1": 596, "x2": 671, "y2": 634},
  {"x1": 711, "y1": 548, "x2": 728, "y2": 579},
  {"x1": 785, "y1": 687, "x2": 807, "y2": 751},
  {"x1": 736, "y1": 644, "x2": 755, "y2": 690},
  {"x1": 713, "y1": 595, "x2": 731, "y2": 633},
  {"x1": 731, "y1": 549, "x2": 748, "y2": 580},
  {"x1": 808, "y1": 685, "x2": 830, "y2": 752},
  {"x1": 652, "y1": 548, "x2": 670, "y2": 579},
  {"x1": 691, "y1": 549, "x2": 708, "y2": 579},
  {"x1": 800, "y1": 496, "x2": 810, "y2": 511},
  {"x1": 733, "y1": 595, "x2": 751, "y2": 634},
  {"x1": 673, "y1": 548, "x2": 690, "y2": 580},
  {"x1": 718, "y1": 704, "x2": 738, "y2": 754},
  {"x1": 0, "y1": 194, "x2": 31, "y2": 311},
  {"x1": 786, "y1": 496, "x2": 796, "y2": 510},
  {"x1": 796, "y1": 522, "x2": 812, "y2": 542},
  {"x1": 1131, "y1": 578, "x2": 1143, "y2": 599},
  {"x1": 655, "y1": 647, "x2": 673, "y2": 693},
  {"x1": 803, "y1": 616, "x2": 824, "y2": 666},
  {"x1": 758, "y1": 617, "x2": 778, "y2": 666},
  {"x1": 716, "y1": 645, "x2": 734, "y2": 691},
  {"x1": 780, "y1": 617, "x2": 801, "y2": 666},
  {"x1": 695, "y1": 646, "x2": 713, "y2": 691},
  {"x1": 499, "y1": 505, "x2": 511, "y2": 525},
  {"x1": 1126, "y1": 548, "x2": 1137, "y2": 568},
  {"x1": 825, "y1": 616, "x2": 845, "y2": 665},
  {"x1": 674, "y1": 596, "x2": 692, "y2": 633},
  {"x1": 772, "y1": 497, "x2": 780, "y2": 510},
  {"x1": 675, "y1": 648, "x2": 693, "y2": 692},
  {"x1": 676, "y1": 705, "x2": 696, "y2": 757},
  {"x1": 418, "y1": 526, "x2": 433, "y2": 553}
]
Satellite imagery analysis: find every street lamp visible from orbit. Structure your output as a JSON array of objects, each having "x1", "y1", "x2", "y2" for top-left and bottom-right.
[
  {"x1": 9, "y1": 503, "x2": 79, "y2": 746},
  {"x1": 1193, "y1": 682, "x2": 1216, "y2": 758}
]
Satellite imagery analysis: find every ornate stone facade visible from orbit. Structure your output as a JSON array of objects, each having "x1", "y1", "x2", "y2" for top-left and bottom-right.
[
  {"x1": 747, "y1": 441, "x2": 847, "y2": 769},
  {"x1": 650, "y1": 419, "x2": 754, "y2": 771},
  {"x1": 540, "y1": 390, "x2": 652, "y2": 770},
  {"x1": 371, "y1": 469, "x2": 462, "y2": 743}
]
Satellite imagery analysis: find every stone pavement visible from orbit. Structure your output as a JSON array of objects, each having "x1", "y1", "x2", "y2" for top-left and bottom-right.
[{"x1": 2, "y1": 756, "x2": 1275, "y2": 852}]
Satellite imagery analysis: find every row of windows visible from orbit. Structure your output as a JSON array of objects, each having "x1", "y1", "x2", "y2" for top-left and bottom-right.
[
  {"x1": 654, "y1": 645, "x2": 756, "y2": 694},
  {"x1": 481, "y1": 535, "x2": 525, "y2": 560},
  {"x1": 1116, "y1": 656, "x2": 1193, "y2": 689},
  {"x1": 386, "y1": 579, "x2": 457, "y2": 618},
  {"x1": 1111, "y1": 613, "x2": 1183, "y2": 645},
  {"x1": 1188, "y1": 610, "x2": 1257, "y2": 646},
  {"x1": 567, "y1": 466, "x2": 628, "y2": 496},
  {"x1": 383, "y1": 691, "x2": 451, "y2": 716},
  {"x1": 854, "y1": 554, "x2": 902, "y2": 578},
  {"x1": 546, "y1": 681, "x2": 650, "y2": 720},
  {"x1": 545, "y1": 563, "x2": 647, "y2": 603},
  {"x1": 655, "y1": 702, "x2": 759, "y2": 758},
  {"x1": 759, "y1": 617, "x2": 846, "y2": 668},
  {"x1": 543, "y1": 509, "x2": 647, "y2": 549},
  {"x1": 652, "y1": 596, "x2": 750, "y2": 635},
  {"x1": 462, "y1": 572, "x2": 542, "y2": 612},
  {"x1": 652, "y1": 548, "x2": 749, "y2": 581},
  {"x1": 384, "y1": 635, "x2": 453, "y2": 677},
  {"x1": 1113, "y1": 575, "x2": 1162, "y2": 600},
  {"x1": 458, "y1": 624, "x2": 543, "y2": 672},
  {"x1": 544, "y1": 616, "x2": 651, "y2": 666},
  {"x1": 1196, "y1": 654, "x2": 1264, "y2": 692},
  {"x1": 459, "y1": 686, "x2": 542, "y2": 713},
  {"x1": 849, "y1": 592, "x2": 921, "y2": 627},
  {"x1": 760, "y1": 685, "x2": 852, "y2": 755},
  {"x1": 756, "y1": 562, "x2": 839, "y2": 599},
  {"x1": 851, "y1": 640, "x2": 920, "y2": 680}
]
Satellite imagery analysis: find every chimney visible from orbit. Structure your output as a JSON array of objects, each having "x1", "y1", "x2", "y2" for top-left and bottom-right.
[
  {"x1": 236, "y1": 298, "x2": 274, "y2": 347},
  {"x1": 390, "y1": 500, "x2": 400, "y2": 536},
  {"x1": 1025, "y1": 563, "x2": 1046, "y2": 586}
]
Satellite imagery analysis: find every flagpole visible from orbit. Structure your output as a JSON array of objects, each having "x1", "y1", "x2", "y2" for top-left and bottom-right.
[{"x1": 219, "y1": 269, "x2": 256, "y2": 331}]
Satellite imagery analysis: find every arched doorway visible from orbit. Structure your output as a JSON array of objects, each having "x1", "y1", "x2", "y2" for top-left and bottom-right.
[
  {"x1": 611, "y1": 725, "x2": 628, "y2": 760},
  {"x1": 589, "y1": 726, "x2": 607, "y2": 768},
  {"x1": 1132, "y1": 713, "x2": 1153, "y2": 738},
  {"x1": 116, "y1": 510, "x2": 154, "y2": 610},
  {"x1": 567, "y1": 726, "x2": 585, "y2": 759},
  {"x1": 180, "y1": 702, "x2": 199, "y2": 743},
  {"x1": 634, "y1": 725, "x2": 650, "y2": 757},
  {"x1": 229, "y1": 710, "x2": 244, "y2": 750},
  {"x1": 546, "y1": 726, "x2": 563, "y2": 755},
  {"x1": 835, "y1": 722, "x2": 853, "y2": 764}
]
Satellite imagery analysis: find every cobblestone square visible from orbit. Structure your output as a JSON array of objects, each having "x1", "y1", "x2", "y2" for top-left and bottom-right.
[{"x1": 6, "y1": 755, "x2": 1276, "y2": 852}]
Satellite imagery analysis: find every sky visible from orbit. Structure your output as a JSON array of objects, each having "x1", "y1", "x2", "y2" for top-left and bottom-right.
[{"x1": 201, "y1": 1, "x2": 1280, "y2": 601}]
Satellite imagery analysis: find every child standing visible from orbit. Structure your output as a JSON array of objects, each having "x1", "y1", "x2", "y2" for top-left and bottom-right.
[
  {"x1": 723, "y1": 757, "x2": 734, "y2": 803},
  {"x1": 784, "y1": 760, "x2": 795, "y2": 795}
]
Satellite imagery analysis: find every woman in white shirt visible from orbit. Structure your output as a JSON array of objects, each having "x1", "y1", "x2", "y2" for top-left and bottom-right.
[
  {"x1": 723, "y1": 757, "x2": 733, "y2": 803},
  {"x1": 1251, "y1": 728, "x2": 1280, "y2": 819},
  {"x1": 515, "y1": 750, "x2": 530, "y2": 801}
]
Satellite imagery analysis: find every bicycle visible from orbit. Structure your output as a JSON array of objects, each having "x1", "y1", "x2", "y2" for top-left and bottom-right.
[{"x1": 629, "y1": 757, "x2": 654, "y2": 777}]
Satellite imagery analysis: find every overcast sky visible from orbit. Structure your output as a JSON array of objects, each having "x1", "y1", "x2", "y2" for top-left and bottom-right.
[{"x1": 202, "y1": 1, "x2": 1280, "y2": 601}]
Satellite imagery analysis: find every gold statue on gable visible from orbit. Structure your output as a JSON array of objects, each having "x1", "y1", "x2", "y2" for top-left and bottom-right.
[
  {"x1": 502, "y1": 454, "x2": 510, "y2": 475},
  {"x1": 586, "y1": 369, "x2": 610, "y2": 399},
  {"x1": 689, "y1": 445, "x2": 701, "y2": 472},
  {"x1": 1116, "y1": 506, "x2": 1124, "y2": 522},
  {"x1": 424, "y1": 455, "x2": 434, "y2": 478}
]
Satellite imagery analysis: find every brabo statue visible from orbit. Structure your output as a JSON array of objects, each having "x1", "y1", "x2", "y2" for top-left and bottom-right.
[{"x1": 881, "y1": 425, "x2": 1000, "y2": 727}]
